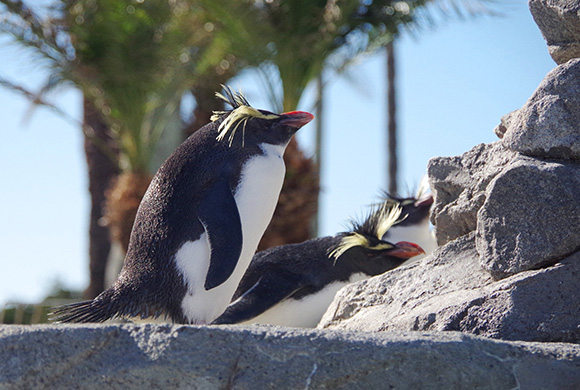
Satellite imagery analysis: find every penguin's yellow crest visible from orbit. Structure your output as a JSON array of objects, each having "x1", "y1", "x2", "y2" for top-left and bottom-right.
[
  {"x1": 211, "y1": 85, "x2": 279, "y2": 146},
  {"x1": 328, "y1": 203, "x2": 406, "y2": 261}
]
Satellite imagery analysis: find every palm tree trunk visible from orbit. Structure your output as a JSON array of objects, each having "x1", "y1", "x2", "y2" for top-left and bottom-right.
[
  {"x1": 82, "y1": 97, "x2": 119, "y2": 299},
  {"x1": 313, "y1": 74, "x2": 324, "y2": 236},
  {"x1": 104, "y1": 171, "x2": 152, "y2": 253},
  {"x1": 386, "y1": 40, "x2": 398, "y2": 195}
]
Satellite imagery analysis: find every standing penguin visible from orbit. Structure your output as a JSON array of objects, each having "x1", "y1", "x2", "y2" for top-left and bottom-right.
[
  {"x1": 212, "y1": 203, "x2": 424, "y2": 328},
  {"x1": 51, "y1": 86, "x2": 313, "y2": 324}
]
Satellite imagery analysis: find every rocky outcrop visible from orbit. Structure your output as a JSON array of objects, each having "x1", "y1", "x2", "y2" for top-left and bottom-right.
[
  {"x1": 433, "y1": 59, "x2": 580, "y2": 281},
  {"x1": 2, "y1": 324, "x2": 580, "y2": 390},
  {"x1": 476, "y1": 154, "x2": 580, "y2": 277},
  {"x1": 319, "y1": 233, "x2": 580, "y2": 343},
  {"x1": 530, "y1": 0, "x2": 580, "y2": 64},
  {"x1": 497, "y1": 59, "x2": 580, "y2": 160},
  {"x1": 428, "y1": 142, "x2": 517, "y2": 246},
  {"x1": 319, "y1": 2, "x2": 580, "y2": 344}
]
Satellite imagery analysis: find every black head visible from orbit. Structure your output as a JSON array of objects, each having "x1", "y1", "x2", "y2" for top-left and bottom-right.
[
  {"x1": 328, "y1": 203, "x2": 425, "y2": 276},
  {"x1": 381, "y1": 179, "x2": 433, "y2": 229},
  {"x1": 210, "y1": 86, "x2": 313, "y2": 148}
]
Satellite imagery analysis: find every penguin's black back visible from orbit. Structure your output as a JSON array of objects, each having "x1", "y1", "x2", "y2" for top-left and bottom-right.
[
  {"x1": 213, "y1": 235, "x2": 409, "y2": 325},
  {"x1": 230, "y1": 237, "x2": 334, "y2": 302},
  {"x1": 231, "y1": 235, "x2": 400, "y2": 302}
]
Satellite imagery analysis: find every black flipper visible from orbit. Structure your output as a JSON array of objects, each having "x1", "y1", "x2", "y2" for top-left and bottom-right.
[
  {"x1": 212, "y1": 271, "x2": 304, "y2": 324},
  {"x1": 198, "y1": 178, "x2": 243, "y2": 290}
]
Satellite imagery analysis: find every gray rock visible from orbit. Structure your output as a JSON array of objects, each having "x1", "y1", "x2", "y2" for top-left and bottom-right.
[
  {"x1": 320, "y1": 234, "x2": 580, "y2": 343},
  {"x1": 500, "y1": 59, "x2": 580, "y2": 160},
  {"x1": 493, "y1": 109, "x2": 517, "y2": 139},
  {"x1": 530, "y1": 0, "x2": 580, "y2": 64},
  {"x1": 428, "y1": 137, "x2": 580, "y2": 280},
  {"x1": 427, "y1": 142, "x2": 517, "y2": 246},
  {"x1": 319, "y1": 234, "x2": 491, "y2": 332},
  {"x1": 476, "y1": 155, "x2": 580, "y2": 278},
  {"x1": 2, "y1": 324, "x2": 580, "y2": 390}
]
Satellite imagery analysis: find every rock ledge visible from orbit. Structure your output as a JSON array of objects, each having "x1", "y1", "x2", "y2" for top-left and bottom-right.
[{"x1": 2, "y1": 324, "x2": 580, "y2": 390}]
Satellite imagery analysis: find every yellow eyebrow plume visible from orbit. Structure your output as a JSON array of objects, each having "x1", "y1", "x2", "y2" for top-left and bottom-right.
[
  {"x1": 328, "y1": 203, "x2": 405, "y2": 262},
  {"x1": 375, "y1": 203, "x2": 404, "y2": 240},
  {"x1": 211, "y1": 85, "x2": 279, "y2": 146},
  {"x1": 328, "y1": 233, "x2": 369, "y2": 261}
]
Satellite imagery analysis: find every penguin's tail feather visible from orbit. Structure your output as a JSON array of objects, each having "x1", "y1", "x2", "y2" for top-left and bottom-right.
[
  {"x1": 49, "y1": 291, "x2": 120, "y2": 323},
  {"x1": 49, "y1": 301, "x2": 111, "y2": 323}
]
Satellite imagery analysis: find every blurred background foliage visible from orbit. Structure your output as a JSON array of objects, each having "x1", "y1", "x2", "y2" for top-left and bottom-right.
[
  {"x1": 0, "y1": 0, "x2": 494, "y2": 323},
  {"x1": 0, "y1": 281, "x2": 82, "y2": 325}
]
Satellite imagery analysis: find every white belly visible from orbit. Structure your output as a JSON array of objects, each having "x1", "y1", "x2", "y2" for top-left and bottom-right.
[
  {"x1": 178, "y1": 143, "x2": 287, "y2": 324},
  {"x1": 240, "y1": 273, "x2": 368, "y2": 328}
]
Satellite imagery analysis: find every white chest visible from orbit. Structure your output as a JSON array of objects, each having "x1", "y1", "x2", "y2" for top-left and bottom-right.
[
  {"x1": 178, "y1": 143, "x2": 287, "y2": 324},
  {"x1": 234, "y1": 142, "x2": 287, "y2": 247},
  {"x1": 240, "y1": 273, "x2": 368, "y2": 328}
]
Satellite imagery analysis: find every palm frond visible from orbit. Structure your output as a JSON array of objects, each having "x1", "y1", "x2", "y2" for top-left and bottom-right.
[
  {"x1": 402, "y1": 0, "x2": 501, "y2": 36},
  {"x1": 0, "y1": 0, "x2": 71, "y2": 66},
  {"x1": 0, "y1": 77, "x2": 72, "y2": 121}
]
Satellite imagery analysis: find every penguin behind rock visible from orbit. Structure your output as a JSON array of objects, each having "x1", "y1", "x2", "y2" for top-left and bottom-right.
[
  {"x1": 212, "y1": 203, "x2": 424, "y2": 328},
  {"x1": 381, "y1": 178, "x2": 436, "y2": 256},
  {"x1": 51, "y1": 87, "x2": 313, "y2": 324}
]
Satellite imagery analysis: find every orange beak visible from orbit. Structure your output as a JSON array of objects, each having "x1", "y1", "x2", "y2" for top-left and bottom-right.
[
  {"x1": 279, "y1": 111, "x2": 314, "y2": 128},
  {"x1": 389, "y1": 241, "x2": 426, "y2": 259},
  {"x1": 415, "y1": 194, "x2": 434, "y2": 208}
]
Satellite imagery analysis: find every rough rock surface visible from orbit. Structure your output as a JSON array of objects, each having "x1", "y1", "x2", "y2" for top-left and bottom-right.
[
  {"x1": 429, "y1": 140, "x2": 580, "y2": 279},
  {"x1": 530, "y1": 0, "x2": 580, "y2": 64},
  {"x1": 499, "y1": 59, "x2": 580, "y2": 160},
  {"x1": 320, "y1": 234, "x2": 580, "y2": 343},
  {"x1": 427, "y1": 142, "x2": 517, "y2": 246},
  {"x1": 320, "y1": 234, "x2": 490, "y2": 331},
  {"x1": 2, "y1": 324, "x2": 580, "y2": 390},
  {"x1": 477, "y1": 155, "x2": 580, "y2": 277}
]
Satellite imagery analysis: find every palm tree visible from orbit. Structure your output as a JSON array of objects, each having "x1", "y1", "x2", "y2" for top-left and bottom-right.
[
  {"x1": 386, "y1": 40, "x2": 398, "y2": 194},
  {"x1": 0, "y1": 0, "x2": 248, "y2": 297},
  {"x1": 383, "y1": 0, "x2": 497, "y2": 193},
  {"x1": 203, "y1": 0, "x2": 433, "y2": 243},
  {"x1": 0, "y1": 0, "x2": 120, "y2": 298},
  {"x1": 64, "y1": 0, "x2": 188, "y2": 251},
  {"x1": 82, "y1": 98, "x2": 120, "y2": 298}
]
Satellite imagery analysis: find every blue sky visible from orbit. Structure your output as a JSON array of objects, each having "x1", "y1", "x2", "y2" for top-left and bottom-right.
[{"x1": 0, "y1": 1, "x2": 555, "y2": 305}]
